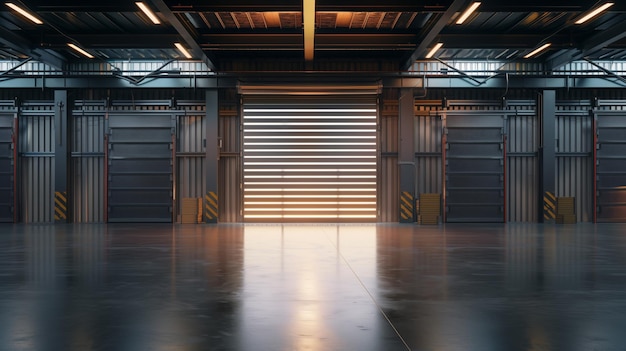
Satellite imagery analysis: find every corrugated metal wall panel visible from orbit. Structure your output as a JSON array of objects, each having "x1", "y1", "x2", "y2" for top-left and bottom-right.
[
  {"x1": 507, "y1": 102, "x2": 538, "y2": 222},
  {"x1": 218, "y1": 90, "x2": 241, "y2": 222},
  {"x1": 176, "y1": 101, "x2": 206, "y2": 221},
  {"x1": 72, "y1": 101, "x2": 105, "y2": 223},
  {"x1": 380, "y1": 91, "x2": 398, "y2": 222},
  {"x1": 414, "y1": 106, "x2": 442, "y2": 195},
  {"x1": 556, "y1": 103, "x2": 593, "y2": 222},
  {"x1": 20, "y1": 102, "x2": 55, "y2": 223}
]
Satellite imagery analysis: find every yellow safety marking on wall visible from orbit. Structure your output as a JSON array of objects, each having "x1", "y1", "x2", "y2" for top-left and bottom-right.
[
  {"x1": 544, "y1": 191, "x2": 556, "y2": 220},
  {"x1": 205, "y1": 192, "x2": 218, "y2": 220},
  {"x1": 54, "y1": 191, "x2": 67, "y2": 221},
  {"x1": 400, "y1": 191, "x2": 414, "y2": 221}
]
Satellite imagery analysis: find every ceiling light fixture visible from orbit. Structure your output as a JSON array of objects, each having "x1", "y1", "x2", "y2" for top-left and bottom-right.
[
  {"x1": 425, "y1": 43, "x2": 444, "y2": 59},
  {"x1": 524, "y1": 43, "x2": 551, "y2": 59},
  {"x1": 174, "y1": 42, "x2": 192, "y2": 59},
  {"x1": 5, "y1": 2, "x2": 43, "y2": 24},
  {"x1": 135, "y1": 2, "x2": 161, "y2": 25},
  {"x1": 303, "y1": 0, "x2": 316, "y2": 61},
  {"x1": 67, "y1": 43, "x2": 94, "y2": 59},
  {"x1": 575, "y1": 2, "x2": 614, "y2": 24},
  {"x1": 456, "y1": 2, "x2": 481, "y2": 25}
]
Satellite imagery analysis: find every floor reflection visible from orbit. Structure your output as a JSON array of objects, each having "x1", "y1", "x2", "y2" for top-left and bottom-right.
[{"x1": 0, "y1": 223, "x2": 624, "y2": 350}]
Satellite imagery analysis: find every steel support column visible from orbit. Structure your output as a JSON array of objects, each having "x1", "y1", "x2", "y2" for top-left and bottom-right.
[
  {"x1": 205, "y1": 90, "x2": 219, "y2": 223},
  {"x1": 538, "y1": 90, "x2": 556, "y2": 223},
  {"x1": 54, "y1": 90, "x2": 69, "y2": 223},
  {"x1": 398, "y1": 88, "x2": 415, "y2": 222}
]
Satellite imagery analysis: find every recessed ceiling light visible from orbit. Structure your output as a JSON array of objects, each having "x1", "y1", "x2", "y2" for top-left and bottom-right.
[
  {"x1": 456, "y1": 2, "x2": 481, "y2": 25},
  {"x1": 67, "y1": 43, "x2": 94, "y2": 59},
  {"x1": 5, "y1": 2, "x2": 43, "y2": 24},
  {"x1": 575, "y1": 2, "x2": 614, "y2": 25},
  {"x1": 524, "y1": 43, "x2": 551, "y2": 59},
  {"x1": 425, "y1": 43, "x2": 444, "y2": 59},
  {"x1": 135, "y1": 2, "x2": 160, "y2": 25},
  {"x1": 174, "y1": 43, "x2": 192, "y2": 59}
]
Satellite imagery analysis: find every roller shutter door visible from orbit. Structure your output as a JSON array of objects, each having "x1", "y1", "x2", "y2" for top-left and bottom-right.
[
  {"x1": 0, "y1": 110, "x2": 14, "y2": 222},
  {"x1": 445, "y1": 113, "x2": 505, "y2": 222},
  {"x1": 107, "y1": 112, "x2": 174, "y2": 222},
  {"x1": 596, "y1": 111, "x2": 626, "y2": 222},
  {"x1": 243, "y1": 95, "x2": 378, "y2": 222}
]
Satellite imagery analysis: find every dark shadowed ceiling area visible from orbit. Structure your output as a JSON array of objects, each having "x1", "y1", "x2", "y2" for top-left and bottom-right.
[{"x1": 1, "y1": 0, "x2": 625, "y2": 72}]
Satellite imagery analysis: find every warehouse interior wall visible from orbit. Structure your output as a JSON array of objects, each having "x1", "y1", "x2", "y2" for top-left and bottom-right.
[{"x1": 1, "y1": 87, "x2": 625, "y2": 223}]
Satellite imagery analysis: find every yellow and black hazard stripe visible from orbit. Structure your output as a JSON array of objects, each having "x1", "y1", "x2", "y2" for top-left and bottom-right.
[
  {"x1": 205, "y1": 191, "x2": 218, "y2": 222},
  {"x1": 400, "y1": 191, "x2": 414, "y2": 222},
  {"x1": 54, "y1": 191, "x2": 68, "y2": 222},
  {"x1": 544, "y1": 191, "x2": 556, "y2": 220}
]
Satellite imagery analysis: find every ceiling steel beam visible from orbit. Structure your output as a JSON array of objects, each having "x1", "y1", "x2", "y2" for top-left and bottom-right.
[
  {"x1": 0, "y1": 74, "x2": 625, "y2": 89},
  {"x1": 147, "y1": 0, "x2": 217, "y2": 71},
  {"x1": 402, "y1": 0, "x2": 467, "y2": 70},
  {"x1": 547, "y1": 19, "x2": 626, "y2": 71},
  {"x1": 0, "y1": 26, "x2": 66, "y2": 70}
]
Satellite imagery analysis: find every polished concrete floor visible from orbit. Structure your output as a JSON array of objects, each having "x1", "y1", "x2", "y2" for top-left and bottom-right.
[{"x1": 1, "y1": 223, "x2": 626, "y2": 351}]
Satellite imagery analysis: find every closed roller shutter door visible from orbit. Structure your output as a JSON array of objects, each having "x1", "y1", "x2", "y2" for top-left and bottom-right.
[{"x1": 243, "y1": 95, "x2": 378, "y2": 222}]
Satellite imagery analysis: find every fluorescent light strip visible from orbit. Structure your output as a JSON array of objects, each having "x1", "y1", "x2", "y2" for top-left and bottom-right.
[
  {"x1": 244, "y1": 136, "x2": 375, "y2": 139},
  {"x1": 425, "y1": 42, "x2": 443, "y2": 59},
  {"x1": 245, "y1": 149, "x2": 377, "y2": 152},
  {"x1": 523, "y1": 43, "x2": 552, "y2": 59},
  {"x1": 244, "y1": 215, "x2": 377, "y2": 219},
  {"x1": 174, "y1": 42, "x2": 192, "y2": 59},
  {"x1": 244, "y1": 129, "x2": 375, "y2": 133},
  {"x1": 245, "y1": 176, "x2": 376, "y2": 179},
  {"x1": 6, "y1": 2, "x2": 42, "y2": 24},
  {"x1": 245, "y1": 202, "x2": 376, "y2": 205},
  {"x1": 244, "y1": 188, "x2": 375, "y2": 192},
  {"x1": 135, "y1": 2, "x2": 161, "y2": 25},
  {"x1": 303, "y1": 0, "x2": 316, "y2": 61},
  {"x1": 244, "y1": 116, "x2": 376, "y2": 120},
  {"x1": 575, "y1": 2, "x2": 614, "y2": 24},
  {"x1": 244, "y1": 109, "x2": 376, "y2": 113},
  {"x1": 456, "y1": 2, "x2": 481, "y2": 25},
  {"x1": 245, "y1": 168, "x2": 374, "y2": 172},
  {"x1": 244, "y1": 195, "x2": 376, "y2": 198},
  {"x1": 244, "y1": 162, "x2": 376, "y2": 166},
  {"x1": 244, "y1": 142, "x2": 376, "y2": 146},
  {"x1": 245, "y1": 122, "x2": 376, "y2": 126},
  {"x1": 67, "y1": 43, "x2": 94, "y2": 59}
]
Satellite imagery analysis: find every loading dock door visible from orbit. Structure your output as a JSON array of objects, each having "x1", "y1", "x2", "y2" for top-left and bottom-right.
[
  {"x1": 596, "y1": 112, "x2": 626, "y2": 222},
  {"x1": 107, "y1": 112, "x2": 174, "y2": 222},
  {"x1": 242, "y1": 96, "x2": 378, "y2": 222},
  {"x1": 445, "y1": 113, "x2": 505, "y2": 222},
  {"x1": 0, "y1": 111, "x2": 13, "y2": 222}
]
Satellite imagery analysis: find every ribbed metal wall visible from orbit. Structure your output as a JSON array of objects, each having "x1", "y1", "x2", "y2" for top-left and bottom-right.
[
  {"x1": 507, "y1": 101, "x2": 538, "y2": 222},
  {"x1": 414, "y1": 101, "x2": 443, "y2": 195},
  {"x1": 218, "y1": 89, "x2": 241, "y2": 222},
  {"x1": 556, "y1": 102, "x2": 593, "y2": 222},
  {"x1": 176, "y1": 101, "x2": 206, "y2": 221},
  {"x1": 380, "y1": 90, "x2": 398, "y2": 222},
  {"x1": 72, "y1": 100, "x2": 105, "y2": 223},
  {"x1": 20, "y1": 101, "x2": 55, "y2": 223}
]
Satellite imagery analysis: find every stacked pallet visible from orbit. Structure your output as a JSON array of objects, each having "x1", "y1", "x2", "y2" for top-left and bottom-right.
[
  {"x1": 556, "y1": 197, "x2": 576, "y2": 224},
  {"x1": 419, "y1": 193, "x2": 441, "y2": 225},
  {"x1": 181, "y1": 197, "x2": 200, "y2": 224}
]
